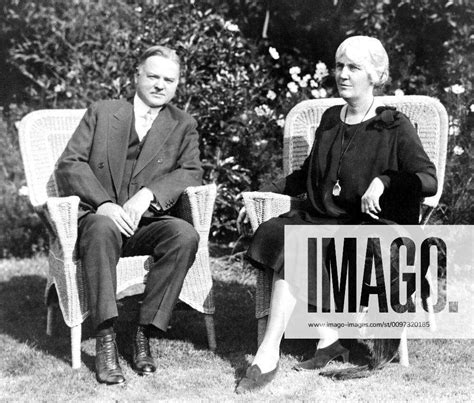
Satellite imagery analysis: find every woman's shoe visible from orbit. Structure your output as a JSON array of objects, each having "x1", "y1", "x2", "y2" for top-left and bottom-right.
[
  {"x1": 293, "y1": 340, "x2": 349, "y2": 371},
  {"x1": 235, "y1": 363, "x2": 279, "y2": 394}
]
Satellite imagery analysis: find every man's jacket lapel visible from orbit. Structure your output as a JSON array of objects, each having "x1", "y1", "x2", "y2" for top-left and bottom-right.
[
  {"x1": 132, "y1": 106, "x2": 178, "y2": 178},
  {"x1": 108, "y1": 103, "x2": 133, "y2": 196}
]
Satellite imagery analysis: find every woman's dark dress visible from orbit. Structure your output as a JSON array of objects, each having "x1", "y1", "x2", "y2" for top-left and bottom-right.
[{"x1": 246, "y1": 105, "x2": 437, "y2": 308}]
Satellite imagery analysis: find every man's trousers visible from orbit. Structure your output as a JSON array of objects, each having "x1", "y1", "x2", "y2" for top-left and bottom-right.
[{"x1": 78, "y1": 213, "x2": 199, "y2": 331}]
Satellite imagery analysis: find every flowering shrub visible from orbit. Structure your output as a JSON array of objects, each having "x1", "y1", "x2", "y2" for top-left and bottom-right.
[
  {"x1": 0, "y1": 0, "x2": 471, "y2": 256},
  {"x1": 1, "y1": 0, "x2": 324, "y2": 253},
  {"x1": 340, "y1": 0, "x2": 473, "y2": 224},
  {"x1": 285, "y1": 61, "x2": 330, "y2": 100}
]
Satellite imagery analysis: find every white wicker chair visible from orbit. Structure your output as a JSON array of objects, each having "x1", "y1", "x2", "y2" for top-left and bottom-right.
[
  {"x1": 242, "y1": 95, "x2": 449, "y2": 366},
  {"x1": 18, "y1": 109, "x2": 217, "y2": 369}
]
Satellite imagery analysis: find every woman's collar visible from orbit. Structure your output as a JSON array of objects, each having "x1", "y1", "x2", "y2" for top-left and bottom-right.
[{"x1": 370, "y1": 105, "x2": 401, "y2": 130}]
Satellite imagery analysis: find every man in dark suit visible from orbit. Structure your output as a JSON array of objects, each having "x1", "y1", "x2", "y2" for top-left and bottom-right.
[{"x1": 56, "y1": 46, "x2": 202, "y2": 385}]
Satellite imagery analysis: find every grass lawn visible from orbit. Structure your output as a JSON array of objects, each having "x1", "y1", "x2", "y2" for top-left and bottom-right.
[{"x1": 0, "y1": 252, "x2": 472, "y2": 402}]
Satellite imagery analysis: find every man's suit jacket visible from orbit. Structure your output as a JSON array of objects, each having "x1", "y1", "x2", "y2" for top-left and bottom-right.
[{"x1": 55, "y1": 98, "x2": 203, "y2": 216}]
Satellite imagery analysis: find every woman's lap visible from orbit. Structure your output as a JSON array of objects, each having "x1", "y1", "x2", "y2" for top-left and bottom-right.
[{"x1": 246, "y1": 209, "x2": 342, "y2": 276}]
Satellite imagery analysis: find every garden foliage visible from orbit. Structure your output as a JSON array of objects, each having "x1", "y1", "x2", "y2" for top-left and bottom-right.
[{"x1": 0, "y1": 0, "x2": 472, "y2": 257}]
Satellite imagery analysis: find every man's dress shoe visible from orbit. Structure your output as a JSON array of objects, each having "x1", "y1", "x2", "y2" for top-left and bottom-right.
[
  {"x1": 132, "y1": 325, "x2": 156, "y2": 375},
  {"x1": 95, "y1": 333, "x2": 125, "y2": 385}
]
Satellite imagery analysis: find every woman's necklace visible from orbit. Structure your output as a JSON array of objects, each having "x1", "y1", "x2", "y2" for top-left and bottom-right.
[{"x1": 332, "y1": 97, "x2": 375, "y2": 197}]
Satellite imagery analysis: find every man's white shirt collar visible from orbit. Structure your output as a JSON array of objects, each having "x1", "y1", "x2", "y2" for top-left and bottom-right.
[
  {"x1": 133, "y1": 94, "x2": 161, "y2": 119},
  {"x1": 133, "y1": 94, "x2": 160, "y2": 141}
]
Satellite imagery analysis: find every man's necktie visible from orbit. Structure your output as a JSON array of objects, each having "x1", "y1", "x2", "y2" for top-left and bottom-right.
[{"x1": 144, "y1": 109, "x2": 155, "y2": 133}]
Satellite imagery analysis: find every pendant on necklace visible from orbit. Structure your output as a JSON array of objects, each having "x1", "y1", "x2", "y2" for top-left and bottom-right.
[{"x1": 333, "y1": 180, "x2": 341, "y2": 196}]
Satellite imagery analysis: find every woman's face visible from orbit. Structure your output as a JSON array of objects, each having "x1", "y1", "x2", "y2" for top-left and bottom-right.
[{"x1": 335, "y1": 48, "x2": 374, "y2": 103}]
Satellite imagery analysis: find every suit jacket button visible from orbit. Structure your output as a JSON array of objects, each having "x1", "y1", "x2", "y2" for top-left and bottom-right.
[{"x1": 98, "y1": 162, "x2": 105, "y2": 169}]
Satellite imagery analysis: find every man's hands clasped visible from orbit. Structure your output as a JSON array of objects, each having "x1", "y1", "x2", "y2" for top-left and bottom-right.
[{"x1": 96, "y1": 188, "x2": 155, "y2": 237}]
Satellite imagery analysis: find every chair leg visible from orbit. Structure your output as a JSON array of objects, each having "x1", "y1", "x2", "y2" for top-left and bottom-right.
[
  {"x1": 257, "y1": 316, "x2": 268, "y2": 347},
  {"x1": 71, "y1": 325, "x2": 82, "y2": 369},
  {"x1": 422, "y1": 296, "x2": 438, "y2": 332},
  {"x1": 204, "y1": 314, "x2": 217, "y2": 351},
  {"x1": 46, "y1": 303, "x2": 57, "y2": 336},
  {"x1": 421, "y1": 265, "x2": 438, "y2": 331},
  {"x1": 398, "y1": 327, "x2": 409, "y2": 367}
]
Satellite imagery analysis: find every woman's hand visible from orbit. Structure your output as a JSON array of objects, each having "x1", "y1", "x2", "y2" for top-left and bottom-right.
[
  {"x1": 361, "y1": 177, "x2": 385, "y2": 220},
  {"x1": 236, "y1": 206, "x2": 249, "y2": 234}
]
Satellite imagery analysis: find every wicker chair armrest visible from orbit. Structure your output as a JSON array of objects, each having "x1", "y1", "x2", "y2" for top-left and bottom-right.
[
  {"x1": 175, "y1": 184, "x2": 217, "y2": 240},
  {"x1": 42, "y1": 196, "x2": 80, "y2": 260},
  {"x1": 242, "y1": 191, "x2": 305, "y2": 231}
]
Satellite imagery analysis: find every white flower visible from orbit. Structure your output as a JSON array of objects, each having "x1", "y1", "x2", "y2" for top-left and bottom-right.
[
  {"x1": 448, "y1": 118, "x2": 460, "y2": 136},
  {"x1": 223, "y1": 156, "x2": 236, "y2": 164},
  {"x1": 18, "y1": 186, "x2": 29, "y2": 197},
  {"x1": 314, "y1": 61, "x2": 329, "y2": 79},
  {"x1": 449, "y1": 125, "x2": 460, "y2": 136},
  {"x1": 224, "y1": 21, "x2": 239, "y2": 32},
  {"x1": 299, "y1": 74, "x2": 311, "y2": 88},
  {"x1": 445, "y1": 84, "x2": 465, "y2": 94},
  {"x1": 453, "y1": 146, "x2": 464, "y2": 155},
  {"x1": 231, "y1": 135, "x2": 240, "y2": 143},
  {"x1": 291, "y1": 74, "x2": 301, "y2": 83},
  {"x1": 276, "y1": 118, "x2": 285, "y2": 128},
  {"x1": 309, "y1": 79, "x2": 318, "y2": 88},
  {"x1": 269, "y1": 47, "x2": 280, "y2": 60},
  {"x1": 135, "y1": 6, "x2": 142, "y2": 12},
  {"x1": 255, "y1": 139, "x2": 268, "y2": 147},
  {"x1": 287, "y1": 82, "x2": 298, "y2": 93},
  {"x1": 470, "y1": 104, "x2": 474, "y2": 113},
  {"x1": 451, "y1": 84, "x2": 465, "y2": 95},
  {"x1": 266, "y1": 90, "x2": 277, "y2": 100},
  {"x1": 54, "y1": 83, "x2": 65, "y2": 93},
  {"x1": 394, "y1": 89, "x2": 404, "y2": 96},
  {"x1": 311, "y1": 89, "x2": 321, "y2": 98},
  {"x1": 66, "y1": 70, "x2": 78, "y2": 80},
  {"x1": 289, "y1": 66, "x2": 301, "y2": 75},
  {"x1": 66, "y1": 91, "x2": 72, "y2": 98},
  {"x1": 254, "y1": 104, "x2": 273, "y2": 117}
]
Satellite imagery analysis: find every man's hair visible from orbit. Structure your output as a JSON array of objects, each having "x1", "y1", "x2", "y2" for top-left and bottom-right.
[
  {"x1": 137, "y1": 45, "x2": 181, "y2": 70},
  {"x1": 335, "y1": 36, "x2": 389, "y2": 88}
]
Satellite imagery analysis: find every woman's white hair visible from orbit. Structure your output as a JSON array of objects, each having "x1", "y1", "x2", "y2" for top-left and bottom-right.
[{"x1": 336, "y1": 36, "x2": 389, "y2": 87}]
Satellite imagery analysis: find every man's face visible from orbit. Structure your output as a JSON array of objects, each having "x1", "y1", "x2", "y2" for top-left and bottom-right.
[{"x1": 135, "y1": 55, "x2": 179, "y2": 108}]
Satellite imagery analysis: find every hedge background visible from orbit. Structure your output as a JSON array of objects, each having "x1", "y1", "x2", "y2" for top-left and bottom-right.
[{"x1": 0, "y1": 0, "x2": 472, "y2": 257}]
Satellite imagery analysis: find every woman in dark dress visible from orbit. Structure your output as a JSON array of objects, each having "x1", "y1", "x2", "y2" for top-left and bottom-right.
[{"x1": 235, "y1": 36, "x2": 437, "y2": 393}]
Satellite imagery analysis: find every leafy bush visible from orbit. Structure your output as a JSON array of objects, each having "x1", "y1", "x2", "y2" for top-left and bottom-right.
[
  {"x1": 1, "y1": 0, "x2": 143, "y2": 257},
  {"x1": 0, "y1": 0, "x2": 298, "y2": 254},
  {"x1": 341, "y1": 0, "x2": 473, "y2": 224},
  {"x1": 0, "y1": 109, "x2": 48, "y2": 256},
  {"x1": 213, "y1": 0, "x2": 473, "y2": 225},
  {"x1": 0, "y1": 0, "x2": 471, "y2": 256}
]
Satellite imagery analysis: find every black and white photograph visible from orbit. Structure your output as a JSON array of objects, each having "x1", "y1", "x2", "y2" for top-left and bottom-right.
[{"x1": 0, "y1": 0, "x2": 472, "y2": 401}]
